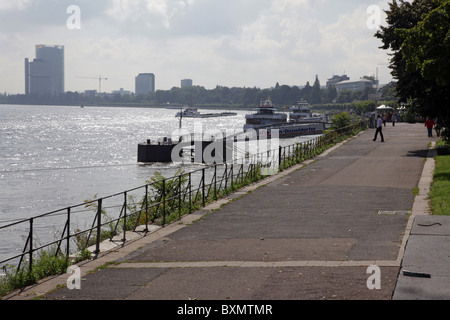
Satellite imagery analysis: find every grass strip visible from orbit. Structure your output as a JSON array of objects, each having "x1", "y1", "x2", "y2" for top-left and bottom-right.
[{"x1": 429, "y1": 154, "x2": 450, "y2": 215}]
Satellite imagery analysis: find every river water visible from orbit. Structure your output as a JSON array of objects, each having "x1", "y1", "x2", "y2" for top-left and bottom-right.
[{"x1": 0, "y1": 104, "x2": 317, "y2": 265}]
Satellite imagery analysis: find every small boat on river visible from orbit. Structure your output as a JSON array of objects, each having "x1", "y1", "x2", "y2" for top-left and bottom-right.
[{"x1": 176, "y1": 106, "x2": 237, "y2": 118}]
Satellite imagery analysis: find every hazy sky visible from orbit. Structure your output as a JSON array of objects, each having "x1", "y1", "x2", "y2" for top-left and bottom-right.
[{"x1": 0, "y1": 0, "x2": 393, "y2": 94}]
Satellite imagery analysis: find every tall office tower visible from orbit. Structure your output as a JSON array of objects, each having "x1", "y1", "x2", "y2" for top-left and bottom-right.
[
  {"x1": 25, "y1": 45, "x2": 65, "y2": 96},
  {"x1": 135, "y1": 73, "x2": 155, "y2": 95},
  {"x1": 24, "y1": 58, "x2": 30, "y2": 95},
  {"x1": 181, "y1": 79, "x2": 193, "y2": 88}
]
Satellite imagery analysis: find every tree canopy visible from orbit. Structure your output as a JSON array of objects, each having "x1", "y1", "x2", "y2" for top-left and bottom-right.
[{"x1": 375, "y1": 0, "x2": 450, "y2": 140}]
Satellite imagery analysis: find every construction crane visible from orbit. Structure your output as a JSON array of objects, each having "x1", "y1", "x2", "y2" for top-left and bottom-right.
[{"x1": 76, "y1": 75, "x2": 108, "y2": 93}]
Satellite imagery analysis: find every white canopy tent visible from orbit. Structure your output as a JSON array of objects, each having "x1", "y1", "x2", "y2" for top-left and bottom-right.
[{"x1": 377, "y1": 105, "x2": 394, "y2": 110}]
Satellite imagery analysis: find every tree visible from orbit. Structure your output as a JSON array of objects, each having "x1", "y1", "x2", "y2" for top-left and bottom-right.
[
  {"x1": 329, "y1": 112, "x2": 352, "y2": 131},
  {"x1": 323, "y1": 86, "x2": 338, "y2": 103},
  {"x1": 337, "y1": 89, "x2": 353, "y2": 103},
  {"x1": 357, "y1": 86, "x2": 376, "y2": 101},
  {"x1": 310, "y1": 75, "x2": 322, "y2": 104},
  {"x1": 302, "y1": 81, "x2": 312, "y2": 102},
  {"x1": 351, "y1": 100, "x2": 376, "y2": 115},
  {"x1": 375, "y1": 0, "x2": 450, "y2": 141},
  {"x1": 403, "y1": 1, "x2": 450, "y2": 86}
]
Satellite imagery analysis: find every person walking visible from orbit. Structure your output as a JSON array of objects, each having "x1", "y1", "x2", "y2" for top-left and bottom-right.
[
  {"x1": 435, "y1": 118, "x2": 442, "y2": 137},
  {"x1": 373, "y1": 114, "x2": 384, "y2": 142},
  {"x1": 425, "y1": 117, "x2": 436, "y2": 137},
  {"x1": 369, "y1": 113, "x2": 375, "y2": 128},
  {"x1": 392, "y1": 114, "x2": 397, "y2": 127}
]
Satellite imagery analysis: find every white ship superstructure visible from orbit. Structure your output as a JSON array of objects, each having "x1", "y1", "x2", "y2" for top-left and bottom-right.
[{"x1": 244, "y1": 98, "x2": 325, "y2": 138}]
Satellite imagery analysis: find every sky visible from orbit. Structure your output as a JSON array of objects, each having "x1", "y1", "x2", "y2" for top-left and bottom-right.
[{"x1": 0, "y1": 0, "x2": 394, "y2": 95}]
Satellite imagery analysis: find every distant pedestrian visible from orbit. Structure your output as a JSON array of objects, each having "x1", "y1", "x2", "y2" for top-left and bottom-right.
[
  {"x1": 369, "y1": 114, "x2": 375, "y2": 128},
  {"x1": 435, "y1": 118, "x2": 442, "y2": 137},
  {"x1": 392, "y1": 114, "x2": 397, "y2": 127},
  {"x1": 383, "y1": 114, "x2": 387, "y2": 127},
  {"x1": 373, "y1": 114, "x2": 384, "y2": 142},
  {"x1": 425, "y1": 118, "x2": 436, "y2": 137}
]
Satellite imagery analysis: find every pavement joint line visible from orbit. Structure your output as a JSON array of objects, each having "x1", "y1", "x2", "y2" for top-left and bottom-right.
[{"x1": 110, "y1": 260, "x2": 400, "y2": 269}]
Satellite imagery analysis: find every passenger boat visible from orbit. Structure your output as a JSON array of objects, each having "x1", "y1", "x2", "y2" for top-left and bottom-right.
[
  {"x1": 244, "y1": 97, "x2": 325, "y2": 138},
  {"x1": 289, "y1": 99, "x2": 324, "y2": 122},
  {"x1": 244, "y1": 98, "x2": 287, "y2": 131}
]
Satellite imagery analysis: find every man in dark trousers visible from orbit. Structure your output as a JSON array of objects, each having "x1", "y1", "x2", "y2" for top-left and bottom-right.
[
  {"x1": 373, "y1": 114, "x2": 384, "y2": 142},
  {"x1": 425, "y1": 118, "x2": 436, "y2": 137}
]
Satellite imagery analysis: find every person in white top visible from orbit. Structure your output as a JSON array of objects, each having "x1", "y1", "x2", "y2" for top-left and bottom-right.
[{"x1": 373, "y1": 114, "x2": 385, "y2": 142}]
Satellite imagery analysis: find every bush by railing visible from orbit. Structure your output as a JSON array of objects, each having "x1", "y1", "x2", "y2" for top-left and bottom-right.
[{"x1": 0, "y1": 122, "x2": 365, "y2": 295}]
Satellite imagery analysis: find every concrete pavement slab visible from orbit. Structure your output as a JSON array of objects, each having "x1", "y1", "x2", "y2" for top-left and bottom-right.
[{"x1": 393, "y1": 216, "x2": 450, "y2": 300}]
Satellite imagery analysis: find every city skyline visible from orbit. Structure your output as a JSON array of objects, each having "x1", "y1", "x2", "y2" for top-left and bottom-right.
[{"x1": 0, "y1": 1, "x2": 393, "y2": 95}]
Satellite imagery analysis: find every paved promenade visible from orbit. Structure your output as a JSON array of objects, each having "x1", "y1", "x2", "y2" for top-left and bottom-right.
[{"x1": 6, "y1": 122, "x2": 449, "y2": 300}]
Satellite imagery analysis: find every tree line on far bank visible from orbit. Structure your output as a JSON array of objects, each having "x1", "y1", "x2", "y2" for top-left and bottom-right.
[{"x1": 0, "y1": 77, "x2": 396, "y2": 111}]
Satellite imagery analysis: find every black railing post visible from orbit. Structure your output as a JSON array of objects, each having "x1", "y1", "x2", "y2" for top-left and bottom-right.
[
  {"x1": 214, "y1": 164, "x2": 217, "y2": 200},
  {"x1": 66, "y1": 207, "x2": 71, "y2": 258},
  {"x1": 144, "y1": 185, "x2": 149, "y2": 232},
  {"x1": 224, "y1": 164, "x2": 228, "y2": 191},
  {"x1": 29, "y1": 218, "x2": 33, "y2": 273},
  {"x1": 279, "y1": 146, "x2": 282, "y2": 171},
  {"x1": 95, "y1": 198, "x2": 102, "y2": 257},
  {"x1": 123, "y1": 191, "x2": 127, "y2": 242},
  {"x1": 178, "y1": 175, "x2": 182, "y2": 219},
  {"x1": 189, "y1": 172, "x2": 192, "y2": 213},
  {"x1": 230, "y1": 164, "x2": 233, "y2": 190},
  {"x1": 202, "y1": 168, "x2": 205, "y2": 207},
  {"x1": 162, "y1": 179, "x2": 166, "y2": 226}
]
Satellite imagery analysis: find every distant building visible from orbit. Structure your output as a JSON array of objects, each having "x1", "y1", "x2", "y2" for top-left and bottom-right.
[
  {"x1": 25, "y1": 45, "x2": 64, "y2": 96},
  {"x1": 181, "y1": 79, "x2": 193, "y2": 88},
  {"x1": 326, "y1": 74, "x2": 349, "y2": 89},
  {"x1": 84, "y1": 90, "x2": 97, "y2": 96},
  {"x1": 112, "y1": 88, "x2": 132, "y2": 96},
  {"x1": 335, "y1": 79, "x2": 374, "y2": 93},
  {"x1": 135, "y1": 73, "x2": 155, "y2": 95}
]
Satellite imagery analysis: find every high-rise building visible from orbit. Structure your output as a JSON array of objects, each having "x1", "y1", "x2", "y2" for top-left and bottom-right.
[
  {"x1": 25, "y1": 45, "x2": 65, "y2": 96},
  {"x1": 135, "y1": 73, "x2": 155, "y2": 95},
  {"x1": 181, "y1": 79, "x2": 193, "y2": 88}
]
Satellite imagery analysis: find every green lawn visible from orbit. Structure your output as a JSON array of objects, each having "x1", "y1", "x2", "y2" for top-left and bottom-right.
[{"x1": 429, "y1": 154, "x2": 450, "y2": 215}]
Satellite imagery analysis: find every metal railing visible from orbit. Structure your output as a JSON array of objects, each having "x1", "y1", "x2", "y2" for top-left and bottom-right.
[{"x1": 0, "y1": 122, "x2": 365, "y2": 274}]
